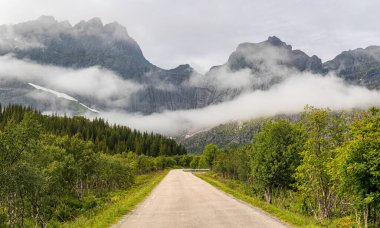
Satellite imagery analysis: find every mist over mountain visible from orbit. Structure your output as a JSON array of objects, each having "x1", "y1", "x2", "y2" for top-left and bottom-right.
[
  {"x1": 324, "y1": 46, "x2": 380, "y2": 89},
  {"x1": 0, "y1": 16, "x2": 155, "y2": 79},
  {"x1": 0, "y1": 16, "x2": 211, "y2": 114},
  {"x1": 217, "y1": 36, "x2": 323, "y2": 74},
  {"x1": 189, "y1": 36, "x2": 324, "y2": 95},
  {"x1": 1, "y1": 16, "x2": 380, "y2": 136}
]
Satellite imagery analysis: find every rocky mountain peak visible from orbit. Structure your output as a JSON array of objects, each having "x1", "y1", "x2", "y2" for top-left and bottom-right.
[
  {"x1": 104, "y1": 22, "x2": 129, "y2": 39},
  {"x1": 366, "y1": 45, "x2": 380, "y2": 51},
  {"x1": 323, "y1": 45, "x2": 380, "y2": 89},
  {"x1": 36, "y1": 15, "x2": 58, "y2": 26},
  {"x1": 174, "y1": 64, "x2": 192, "y2": 71},
  {"x1": 225, "y1": 36, "x2": 322, "y2": 74},
  {"x1": 87, "y1": 17, "x2": 103, "y2": 26},
  {"x1": 73, "y1": 18, "x2": 130, "y2": 41},
  {"x1": 75, "y1": 17, "x2": 103, "y2": 30},
  {"x1": 266, "y1": 36, "x2": 291, "y2": 49}
]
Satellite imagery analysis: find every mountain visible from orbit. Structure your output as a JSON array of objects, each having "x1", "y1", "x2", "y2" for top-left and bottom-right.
[
  {"x1": 177, "y1": 119, "x2": 265, "y2": 153},
  {"x1": 219, "y1": 36, "x2": 323, "y2": 74},
  {"x1": 323, "y1": 46, "x2": 380, "y2": 89},
  {"x1": 1, "y1": 16, "x2": 198, "y2": 85},
  {"x1": 177, "y1": 113, "x2": 304, "y2": 153},
  {"x1": 189, "y1": 36, "x2": 325, "y2": 103},
  {"x1": 0, "y1": 16, "x2": 213, "y2": 114},
  {"x1": 178, "y1": 110, "x2": 365, "y2": 153},
  {"x1": 1, "y1": 17, "x2": 326, "y2": 115},
  {"x1": 1, "y1": 16, "x2": 380, "y2": 119},
  {"x1": 0, "y1": 16, "x2": 156, "y2": 80}
]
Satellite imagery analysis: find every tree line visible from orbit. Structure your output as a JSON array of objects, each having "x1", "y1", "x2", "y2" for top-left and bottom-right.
[
  {"x1": 0, "y1": 104, "x2": 191, "y2": 227},
  {"x1": 197, "y1": 106, "x2": 380, "y2": 227},
  {"x1": 0, "y1": 104, "x2": 187, "y2": 156}
]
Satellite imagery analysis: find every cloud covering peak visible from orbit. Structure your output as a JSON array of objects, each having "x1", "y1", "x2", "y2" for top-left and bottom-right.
[
  {"x1": 101, "y1": 72, "x2": 380, "y2": 135},
  {"x1": 0, "y1": 16, "x2": 133, "y2": 51}
]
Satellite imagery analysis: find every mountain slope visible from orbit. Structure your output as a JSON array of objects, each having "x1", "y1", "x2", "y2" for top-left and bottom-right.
[
  {"x1": 323, "y1": 46, "x2": 380, "y2": 89},
  {"x1": 1, "y1": 17, "x2": 380, "y2": 120},
  {"x1": 0, "y1": 16, "x2": 212, "y2": 114},
  {"x1": 224, "y1": 36, "x2": 323, "y2": 74},
  {"x1": 188, "y1": 36, "x2": 326, "y2": 104},
  {"x1": 0, "y1": 16, "x2": 156, "y2": 81}
]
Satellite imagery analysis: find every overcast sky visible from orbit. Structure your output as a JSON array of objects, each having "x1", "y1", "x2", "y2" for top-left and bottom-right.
[{"x1": 0, "y1": 0, "x2": 379, "y2": 73}]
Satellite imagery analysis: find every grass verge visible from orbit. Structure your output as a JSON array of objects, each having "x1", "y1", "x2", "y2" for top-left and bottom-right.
[
  {"x1": 195, "y1": 173, "x2": 321, "y2": 228},
  {"x1": 61, "y1": 170, "x2": 168, "y2": 228}
]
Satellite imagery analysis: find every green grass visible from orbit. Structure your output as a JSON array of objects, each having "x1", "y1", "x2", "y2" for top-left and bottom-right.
[
  {"x1": 60, "y1": 170, "x2": 168, "y2": 228},
  {"x1": 195, "y1": 173, "x2": 322, "y2": 228}
]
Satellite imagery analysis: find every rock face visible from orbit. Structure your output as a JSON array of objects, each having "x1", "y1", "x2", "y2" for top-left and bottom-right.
[
  {"x1": 323, "y1": 46, "x2": 380, "y2": 89},
  {"x1": 0, "y1": 17, "x2": 380, "y2": 115},
  {"x1": 0, "y1": 16, "x2": 213, "y2": 114},
  {"x1": 0, "y1": 16, "x2": 156, "y2": 81},
  {"x1": 223, "y1": 36, "x2": 323, "y2": 74},
  {"x1": 202, "y1": 36, "x2": 324, "y2": 98}
]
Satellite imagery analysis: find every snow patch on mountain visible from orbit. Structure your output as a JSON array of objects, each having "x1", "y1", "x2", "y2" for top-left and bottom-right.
[
  {"x1": 28, "y1": 82, "x2": 77, "y2": 101},
  {"x1": 28, "y1": 83, "x2": 99, "y2": 113}
]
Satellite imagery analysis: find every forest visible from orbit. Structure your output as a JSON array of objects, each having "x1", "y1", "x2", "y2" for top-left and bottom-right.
[
  {"x1": 195, "y1": 106, "x2": 380, "y2": 227},
  {"x1": 0, "y1": 104, "x2": 187, "y2": 156},
  {"x1": 0, "y1": 104, "x2": 191, "y2": 227},
  {"x1": 3, "y1": 104, "x2": 380, "y2": 227}
]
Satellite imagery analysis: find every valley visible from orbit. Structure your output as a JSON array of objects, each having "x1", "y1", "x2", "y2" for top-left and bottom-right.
[{"x1": 1, "y1": 3, "x2": 380, "y2": 227}]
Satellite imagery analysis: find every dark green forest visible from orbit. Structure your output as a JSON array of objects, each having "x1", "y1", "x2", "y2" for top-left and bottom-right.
[
  {"x1": 0, "y1": 104, "x2": 187, "y2": 156},
  {"x1": 0, "y1": 104, "x2": 191, "y2": 227},
  {"x1": 195, "y1": 106, "x2": 380, "y2": 227}
]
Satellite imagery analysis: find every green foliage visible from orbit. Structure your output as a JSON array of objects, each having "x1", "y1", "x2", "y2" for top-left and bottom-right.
[
  {"x1": 61, "y1": 171, "x2": 168, "y2": 228},
  {"x1": 0, "y1": 104, "x2": 187, "y2": 157},
  {"x1": 199, "y1": 144, "x2": 250, "y2": 181},
  {"x1": 96, "y1": 154, "x2": 135, "y2": 192},
  {"x1": 338, "y1": 108, "x2": 380, "y2": 227},
  {"x1": 203, "y1": 106, "x2": 380, "y2": 226},
  {"x1": 295, "y1": 107, "x2": 348, "y2": 219},
  {"x1": 250, "y1": 119, "x2": 304, "y2": 203},
  {"x1": 201, "y1": 144, "x2": 218, "y2": 167},
  {"x1": 189, "y1": 156, "x2": 200, "y2": 169},
  {"x1": 178, "y1": 118, "x2": 266, "y2": 153},
  {"x1": 0, "y1": 105, "x2": 190, "y2": 227},
  {"x1": 196, "y1": 172, "x2": 321, "y2": 228},
  {"x1": 0, "y1": 114, "x2": 43, "y2": 227},
  {"x1": 176, "y1": 154, "x2": 193, "y2": 167},
  {"x1": 154, "y1": 156, "x2": 176, "y2": 170}
]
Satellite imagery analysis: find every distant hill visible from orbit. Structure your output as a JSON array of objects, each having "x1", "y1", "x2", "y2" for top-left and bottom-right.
[{"x1": 177, "y1": 114, "x2": 302, "y2": 153}]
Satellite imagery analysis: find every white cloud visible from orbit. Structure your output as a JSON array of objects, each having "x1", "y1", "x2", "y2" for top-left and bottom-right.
[
  {"x1": 97, "y1": 73, "x2": 380, "y2": 136},
  {"x1": 0, "y1": 55, "x2": 142, "y2": 108},
  {"x1": 0, "y1": 25, "x2": 44, "y2": 50},
  {"x1": 1, "y1": 56, "x2": 379, "y2": 137},
  {"x1": 187, "y1": 43, "x2": 298, "y2": 91},
  {"x1": 188, "y1": 67, "x2": 253, "y2": 90}
]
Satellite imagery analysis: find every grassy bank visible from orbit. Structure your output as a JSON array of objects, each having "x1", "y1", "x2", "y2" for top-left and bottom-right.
[
  {"x1": 60, "y1": 170, "x2": 168, "y2": 228},
  {"x1": 195, "y1": 172, "x2": 323, "y2": 228}
]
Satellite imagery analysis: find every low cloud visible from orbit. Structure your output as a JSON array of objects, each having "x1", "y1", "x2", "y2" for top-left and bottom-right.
[
  {"x1": 0, "y1": 55, "x2": 142, "y2": 109},
  {"x1": 0, "y1": 25, "x2": 44, "y2": 50},
  {"x1": 0, "y1": 16, "x2": 133, "y2": 51},
  {"x1": 188, "y1": 67, "x2": 253, "y2": 90},
  {"x1": 1, "y1": 55, "x2": 380, "y2": 136},
  {"x1": 188, "y1": 65, "x2": 296, "y2": 91},
  {"x1": 187, "y1": 42, "x2": 299, "y2": 91},
  {"x1": 97, "y1": 73, "x2": 380, "y2": 135}
]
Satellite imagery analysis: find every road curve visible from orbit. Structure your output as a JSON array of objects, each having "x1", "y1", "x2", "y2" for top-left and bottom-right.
[{"x1": 113, "y1": 170, "x2": 289, "y2": 228}]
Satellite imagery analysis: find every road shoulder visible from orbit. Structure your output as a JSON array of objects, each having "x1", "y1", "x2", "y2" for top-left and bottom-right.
[{"x1": 195, "y1": 172, "x2": 318, "y2": 228}]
